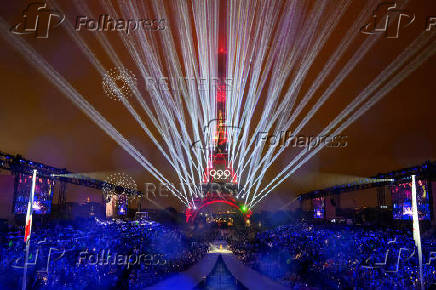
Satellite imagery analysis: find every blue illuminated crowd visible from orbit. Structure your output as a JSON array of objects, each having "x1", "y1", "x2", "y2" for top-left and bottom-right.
[
  {"x1": 2, "y1": 217, "x2": 436, "y2": 289},
  {"x1": 230, "y1": 222, "x2": 436, "y2": 289},
  {"x1": 0, "y1": 219, "x2": 208, "y2": 289}
]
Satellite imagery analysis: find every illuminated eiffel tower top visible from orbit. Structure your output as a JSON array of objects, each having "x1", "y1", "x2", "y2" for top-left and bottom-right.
[
  {"x1": 188, "y1": 1, "x2": 252, "y2": 220},
  {"x1": 203, "y1": 0, "x2": 237, "y2": 185}
]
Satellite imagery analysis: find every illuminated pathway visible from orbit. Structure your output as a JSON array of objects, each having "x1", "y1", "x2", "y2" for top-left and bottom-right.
[
  {"x1": 146, "y1": 253, "x2": 219, "y2": 290},
  {"x1": 148, "y1": 243, "x2": 288, "y2": 290},
  {"x1": 218, "y1": 254, "x2": 288, "y2": 290}
]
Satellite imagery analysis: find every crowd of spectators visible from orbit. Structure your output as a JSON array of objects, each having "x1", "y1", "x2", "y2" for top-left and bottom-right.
[
  {"x1": 0, "y1": 218, "x2": 209, "y2": 289},
  {"x1": 229, "y1": 222, "x2": 436, "y2": 289},
  {"x1": 2, "y1": 217, "x2": 436, "y2": 289}
]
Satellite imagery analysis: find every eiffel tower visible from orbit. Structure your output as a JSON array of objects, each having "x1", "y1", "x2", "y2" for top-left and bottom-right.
[{"x1": 186, "y1": 0, "x2": 251, "y2": 223}]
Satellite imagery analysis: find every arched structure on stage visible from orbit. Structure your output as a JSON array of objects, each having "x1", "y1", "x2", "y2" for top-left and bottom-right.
[{"x1": 185, "y1": 192, "x2": 252, "y2": 223}]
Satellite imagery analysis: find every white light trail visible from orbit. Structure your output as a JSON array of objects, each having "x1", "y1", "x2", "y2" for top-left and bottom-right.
[
  {"x1": 2, "y1": 0, "x2": 432, "y2": 213},
  {"x1": 0, "y1": 18, "x2": 189, "y2": 207},
  {"x1": 251, "y1": 34, "x2": 435, "y2": 208}
]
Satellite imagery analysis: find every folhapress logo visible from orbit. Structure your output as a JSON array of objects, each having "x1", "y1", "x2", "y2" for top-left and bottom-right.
[
  {"x1": 10, "y1": 2, "x2": 65, "y2": 38},
  {"x1": 360, "y1": 2, "x2": 415, "y2": 38}
]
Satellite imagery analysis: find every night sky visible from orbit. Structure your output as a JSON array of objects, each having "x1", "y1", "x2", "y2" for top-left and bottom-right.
[{"x1": 0, "y1": 0, "x2": 435, "y2": 211}]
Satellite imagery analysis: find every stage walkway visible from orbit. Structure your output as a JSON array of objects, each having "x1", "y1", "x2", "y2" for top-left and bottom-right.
[
  {"x1": 146, "y1": 253, "x2": 219, "y2": 290},
  {"x1": 147, "y1": 251, "x2": 288, "y2": 290},
  {"x1": 221, "y1": 253, "x2": 288, "y2": 290}
]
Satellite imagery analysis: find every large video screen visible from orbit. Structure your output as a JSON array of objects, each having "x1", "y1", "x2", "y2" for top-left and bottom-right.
[
  {"x1": 13, "y1": 174, "x2": 55, "y2": 214},
  {"x1": 391, "y1": 179, "x2": 430, "y2": 220},
  {"x1": 313, "y1": 197, "x2": 325, "y2": 219}
]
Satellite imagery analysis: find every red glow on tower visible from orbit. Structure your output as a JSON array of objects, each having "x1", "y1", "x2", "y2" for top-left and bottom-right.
[{"x1": 187, "y1": 0, "x2": 249, "y2": 223}]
